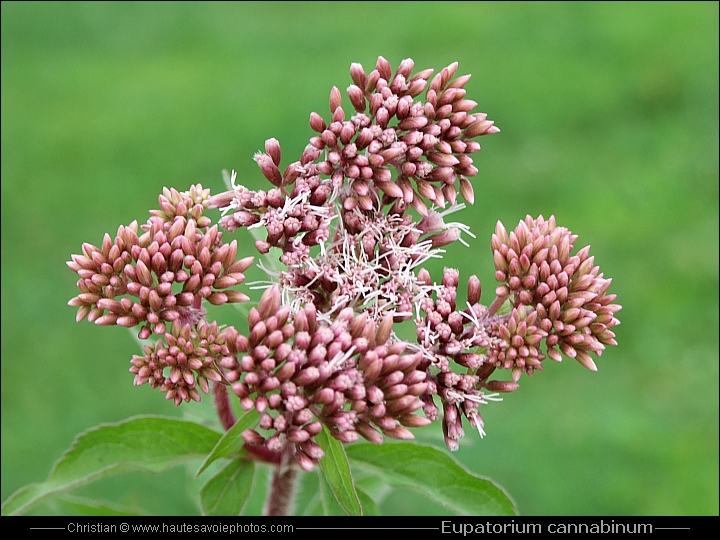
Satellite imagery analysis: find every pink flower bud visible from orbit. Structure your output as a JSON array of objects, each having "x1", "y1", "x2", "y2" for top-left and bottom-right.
[
  {"x1": 254, "y1": 153, "x2": 282, "y2": 186},
  {"x1": 375, "y1": 55, "x2": 392, "y2": 81},
  {"x1": 347, "y1": 84, "x2": 366, "y2": 112},
  {"x1": 350, "y1": 62, "x2": 367, "y2": 90}
]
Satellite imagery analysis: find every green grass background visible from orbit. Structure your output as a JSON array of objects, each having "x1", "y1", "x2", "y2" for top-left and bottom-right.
[{"x1": 2, "y1": 1, "x2": 718, "y2": 516}]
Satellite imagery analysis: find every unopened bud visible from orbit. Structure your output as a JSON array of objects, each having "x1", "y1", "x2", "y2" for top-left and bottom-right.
[
  {"x1": 347, "y1": 84, "x2": 366, "y2": 112},
  {"x1": 486, "y1": 380, "x2": 520, "y2": 393},
  {"x1": 330, "y1": 86, "x2": 342, "y2": 113},
  {"x1": 261, "y1": 138, "x2": 281, "y2": 167},
  {"x1": 350, "y1": 62, "x2": 367, "y2": 89},
  {"x1": 254, "y1": 153, "x2": 282, "y2": 186}
]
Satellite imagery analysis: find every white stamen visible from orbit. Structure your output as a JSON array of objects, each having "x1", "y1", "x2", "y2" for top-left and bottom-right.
[
  {"x1": 467, "y1": 411, "x2": 487, "y2": 438},
  {"x1": 328, "y1": 345, "x2": 357, "y2": 371}
]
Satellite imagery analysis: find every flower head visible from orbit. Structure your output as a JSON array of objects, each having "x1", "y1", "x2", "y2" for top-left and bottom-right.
[
  {"x1": 223, "y1": 286, "x2": 429, "y2": 470},
  {"x1": 491, "y1": 215, "x2": 622, "y2": 371},
  {"x1": 209, "y1": 56, "x2": 500, "y2": 267},
  {"x1": 129, "y1": 319, "x2": 234, "y2": 405},
  {"x1": 68, "y1": 57, "x2": 621, "y2": 468},
  {"x1": 68, "y1": 185, "x2": 253, "y2": 340}
]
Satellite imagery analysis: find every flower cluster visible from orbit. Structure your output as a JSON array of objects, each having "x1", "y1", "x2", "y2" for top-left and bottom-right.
[
  {"x1": 491, "y1": 215, "x2": 621, "y2": 374},
  {"x1": 308, "y1": 56, "x2": 498, "y2": 216},
  {"x1": 221, "y1": 285, "x2": 429, "y2": 470},
  {"x1": 411, "y1": 215, "x2": 621, "y2": 449},
  {"x1": 68, "y1": 185, "x2": 253, "y2": 401},
  {"x1": 68, "y1": 56, "x2": 621, "y2": 470},
  {"x1": 129, "y1": 319, "x2": 235, "y2": 405},
  {"x1": 209, "y1": 56, "x2": 497, "y2": 266}
]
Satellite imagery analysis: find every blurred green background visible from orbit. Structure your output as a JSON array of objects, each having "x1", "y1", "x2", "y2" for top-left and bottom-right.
[{"x1": 2, "y1": 1, "x2": 718, "y2": 516}]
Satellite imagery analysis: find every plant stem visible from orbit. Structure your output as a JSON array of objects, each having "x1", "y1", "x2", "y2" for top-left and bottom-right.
[
  {"x1": 265, "y1": 462, "x2": 298, "y2": 516},
  {"x1": 213, "y1": 382, "x2": 282, "y2": 464},
  {"x1": 245, "y1": 445, "x2": 282, "y2": 465},
  {"x1": 487, "y1": 294, "x2": 509, "y2": 318},
  {"x1": 213, "y1": 382, "x2": 236, "y2": 431},
  {"x1": 208, "y1": 269, "x2": 294, "y2": 515}
]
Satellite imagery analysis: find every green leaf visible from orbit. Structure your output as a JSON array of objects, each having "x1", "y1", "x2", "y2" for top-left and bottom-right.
[
  {"x1": 306, "y1": 475, "x2": 380, "y2": 516},
  {"x1": 356, "y1": 488, "x2": 380, "y2": 516},
  {"x1": 1, "y1": 415, "x2": 221, "y2": 516},
  {"x1": 196, "y1": 409, "x2": 261, "y2": 476},
  {"x1": 238, "y1": 464, "x2": 271, "y2": 516},
  {"x1": 42, "y1": 494, "x2": 149, "y2": 516},
  {"x1": 346, "y1": 442, "x2": 518, "y2": 516},
  {"x1": 318, "y1": 470, "x2": 348, "y2": 516},
  {"x1": 2, "y1": 485, "x2": 56, "y2": 517},
  {"x1": 301, "y1": 492, "x2": 324, "y2": 516},
  {"x1": 316, "y1": 426, "x2": 363, "y2": 516},
  {"x1": 353, "y1": 469, "x2": 394, "y2": 504},
  {"x1": 200, "y1": 458, "x2": 255, "y2": 516}
]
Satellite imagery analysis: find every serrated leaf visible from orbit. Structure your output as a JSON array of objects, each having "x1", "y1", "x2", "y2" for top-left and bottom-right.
[
  {"x1": 2, "y1": 415, "x2": 221, "y2": 516},
  {"x1": 346, "y1": 442, "x2": 517, "y2": 516},
  {"x1": 200, "y1": 458, "x2": 255, "y2": 516},
  {"x1": 316, "y1": 426, "x2": 362, "y2": 516},
  {"x1": 196, "y1": 409, "x2": 261, "y2": 476},
  {"x1": 2, "y1": 485, "x2": 52, "y2": 518}
]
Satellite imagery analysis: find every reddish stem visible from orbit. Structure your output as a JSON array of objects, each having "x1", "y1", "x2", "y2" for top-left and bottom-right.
[
  {"x1": 207, "y1": 291, "x2": 291, "y2": 513},
  {"x1": 487, "y1": 294, "x2": 509, "y2": 318},
  {"x1": 212, "y1": 382, "x2": 281, "y2": 464},
  {"x1": 213, "y1": 383, "x2": 236, "y2": 431},
  {"x1": 244, "y1": 444, "x2": 282, "y2": 466},
  {"x1": 264, "y1": 449, "x2": 298, "y2": 516}
]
